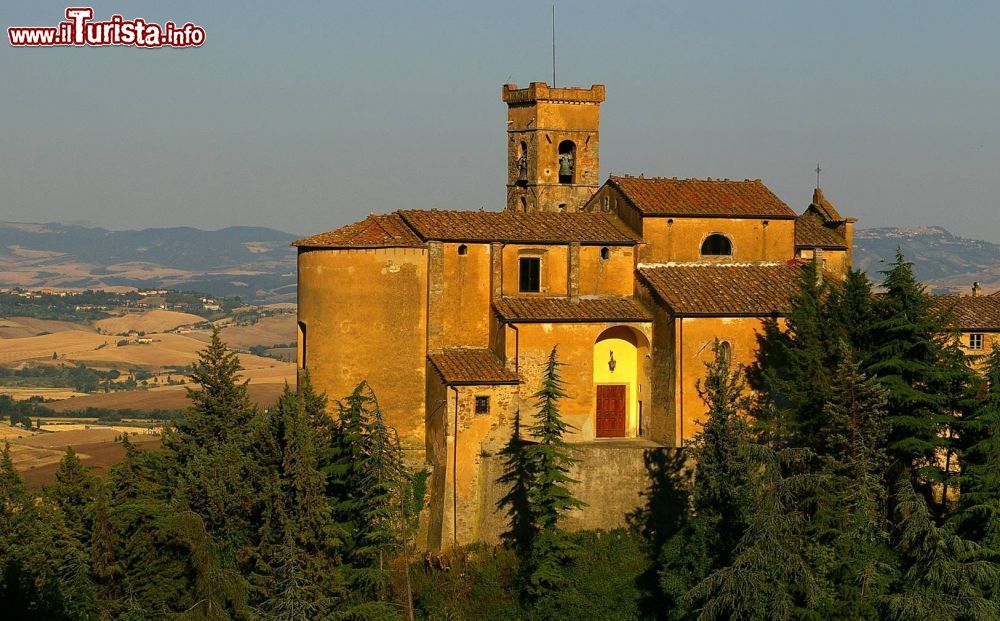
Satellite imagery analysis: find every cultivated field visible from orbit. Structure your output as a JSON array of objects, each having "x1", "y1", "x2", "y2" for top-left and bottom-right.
[
  {"x1": 42, "y1": 379, "x2": 292, "y2": 413},
  {"x1": 1, "y1": 422, "x2": 161, "y2": 489},
  {"x1": 95, "y1": 309, "x2": 207, "y2": 334},
  {"x1": 187, "y1": 314, "x2": 295, "y2": 349},
  {"x1": 0, "y1": 316, "x2": 95, "y2": 339}
]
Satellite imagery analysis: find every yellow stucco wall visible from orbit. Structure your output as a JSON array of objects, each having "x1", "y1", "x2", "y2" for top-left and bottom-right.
[
  {"x1": 501, "y1": 244, "x2": 569, "y2": 296},
  {"x1": 674, "y1": 316, "x2": 784, "y2": 444},
  {"x1": 578, "y1": 244, "x2": 635, "y2": 296},
  {"x1": 438, "y1": 242, "x2": 492, "y2": 348},
  {"x1": 796, "y1": 247, "x2": 851, "y2": 279},
  {"x1": 502, "y1": 321, "x2": 651, "y2": 441},
  {"x1": 641, "y1": 216, "x2": 796, "y2": 264},
  {"x1": 297, "y1": 247, "x2": 428, "y2": 450}
]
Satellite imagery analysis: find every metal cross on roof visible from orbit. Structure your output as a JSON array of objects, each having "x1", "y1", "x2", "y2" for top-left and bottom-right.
[{"x1": 816, "y1": 163, "x2": 822, "y2": 188}]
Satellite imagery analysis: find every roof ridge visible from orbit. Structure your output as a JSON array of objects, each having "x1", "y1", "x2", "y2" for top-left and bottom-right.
[{"x1": 611, "y1": 174, "x2": 763, "y2": 183}]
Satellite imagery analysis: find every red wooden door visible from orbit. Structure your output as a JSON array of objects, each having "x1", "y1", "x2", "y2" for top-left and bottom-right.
[{"x1": 596, "y1": 385, "x2": 626, "y2": 438}]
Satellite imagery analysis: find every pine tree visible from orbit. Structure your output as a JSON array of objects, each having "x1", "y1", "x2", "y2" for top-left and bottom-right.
[
  {"x1": 256, "y1": 384, "x2": 343, "y2": 615},
  {"x1": 886, "y1": 479, "x2": 998, "y2": 621},
  {"x1": 89, "y1": 482, "x2": 120, "y2": 610},
  {"x1": 868, "y1": 250, "x2": 973, "y2": 515},
  {"x1": 49, "y1": 446, "x2": 96, "y2": 539},
  {"x1": 162, "y1": 330, "x2": 262, "y2": 569},
  {"x1": 686, "y1": 445, "x2": 819, "y2": 621},
  {"x1": 513, "y1": 347, "x2": 585, "y2": 599},
  {"x1": 808, "y1": 344, "x2": 896, "y2": 619},
  {"x1": 658, "y1": 340, "x2": 754, "y2": 618},
  {"x1": 164, "y1": 327, "x2": 256, "y2": 462},
  {"x1": 326, "y1": 382, "x2": 377, "y2": 565},
  {"x1": 750, "y1": 260, "x2": 839, "y2": 450},
  {"x1": 955, "y1": 345, "x2": 1000, "y2": 550}
]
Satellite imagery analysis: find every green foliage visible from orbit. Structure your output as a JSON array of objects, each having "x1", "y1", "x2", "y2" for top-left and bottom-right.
[
  {"x1": 955, "y1": 345, "x2": 1000, "y2": 550},
  {"x1": 412, "y1": 530, "x2": 649, "y2": 621},
  {"x1": 497, "y1": 347, "x2": 585, "y2": 601},
  {"x1": 886, "y1": 479, "x2": 998, "y2": 621},
  {"x1": 658, "y1": 340, "x2": 756, "y2": 618},
  {"x1": 868, "y1": 250, "x2": 974, "y2": 511}
]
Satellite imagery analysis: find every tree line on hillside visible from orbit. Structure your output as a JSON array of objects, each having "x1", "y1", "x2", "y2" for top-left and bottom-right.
[{"x1": 2, "y1": 252, "x2": 1000, "y2": 620}]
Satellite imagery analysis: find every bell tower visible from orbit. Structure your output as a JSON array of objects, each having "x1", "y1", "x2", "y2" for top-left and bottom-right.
[{"x1": 503, "y1": 82, "x2": 605, "y2": 212}]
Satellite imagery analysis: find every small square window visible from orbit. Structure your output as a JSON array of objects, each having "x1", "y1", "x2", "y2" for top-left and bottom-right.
[
  {"x1": 970, "y1": 333, "x2": 984, "y2": 350},
  {"x1": 474, "y1": 396, "x2": 490, "y2": 415}
]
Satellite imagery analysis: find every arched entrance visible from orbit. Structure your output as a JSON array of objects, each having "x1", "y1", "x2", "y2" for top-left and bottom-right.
[{"x1": 593, "y1": 326, "x2": 649, "y2": 438}]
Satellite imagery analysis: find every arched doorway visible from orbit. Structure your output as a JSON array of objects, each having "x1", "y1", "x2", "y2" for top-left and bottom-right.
[{"x1": 593, "y1": 326, "x2": 649, "y2": 438}]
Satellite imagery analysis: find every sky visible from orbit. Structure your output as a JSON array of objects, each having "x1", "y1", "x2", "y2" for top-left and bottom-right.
[{"x1": 2, "y1": 1, "x2": 1000, "y2": 241}]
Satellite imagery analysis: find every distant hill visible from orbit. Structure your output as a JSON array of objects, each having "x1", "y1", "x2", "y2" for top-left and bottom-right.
[
  {"x1": 854, "y1": 226, "x2": 1000, "y2": 295},
  {"x1": 2, "y1": 221, "x2": 997, "y2": 301},
  {"x1": 0, "y1": 222, "x2": 299, "y2": 303}
]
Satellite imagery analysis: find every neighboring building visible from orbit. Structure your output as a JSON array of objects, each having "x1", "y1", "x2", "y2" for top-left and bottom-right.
[
  {"x1": 932, "y1": 285, "x2": 1000, "y2": 362},
  {"x1": 295, "y1": 82, "x2": 862, "y2": 549}
]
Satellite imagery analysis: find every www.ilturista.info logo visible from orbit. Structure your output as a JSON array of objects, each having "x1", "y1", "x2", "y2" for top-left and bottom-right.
[{"x1": 8, "y1": 7, "x2": 205, "y2": 48}]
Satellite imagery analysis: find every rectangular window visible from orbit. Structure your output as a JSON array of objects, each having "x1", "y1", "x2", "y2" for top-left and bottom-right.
[
  {"x1": 970, "y1": 333, "x2": 984, "y2": 350},
  {"x1": 519, "y1": 257, "x2": 540, "y2": 293},
  {"x1": 475, "y1": 396, "x2": 490, "y2": 415}
]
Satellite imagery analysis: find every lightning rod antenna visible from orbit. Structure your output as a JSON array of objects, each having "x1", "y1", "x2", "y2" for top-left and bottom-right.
[{"x1": 552, "y1": 5, "x2": 556, "y2": 86}]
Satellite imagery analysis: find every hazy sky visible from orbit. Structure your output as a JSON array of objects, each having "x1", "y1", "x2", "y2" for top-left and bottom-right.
[{"x1": 3, "y1": 1, "x2": 1000, "y2": 241}]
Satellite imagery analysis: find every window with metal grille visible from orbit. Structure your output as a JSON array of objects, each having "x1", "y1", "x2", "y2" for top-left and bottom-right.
[
  {"x1": 970, "y1": 333, "x2": 984, "y2": 350},
  {"x1": 519, "y1": 257, "x2": 540, "y2": 293},
  {"x1": 475, "y1": 396, "x2": 490, "y2": 415}
]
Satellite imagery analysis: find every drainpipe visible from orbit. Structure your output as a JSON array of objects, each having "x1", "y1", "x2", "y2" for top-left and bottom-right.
[
  {"x1": 678, "y1": 317, "x2": 684, "y2": 447},
  {"x1": 450, "y1": 385, "x2": 459, "y2": 550},
  {"x1": 509, "y1": 322, "x2": 520, "y2": 376}
]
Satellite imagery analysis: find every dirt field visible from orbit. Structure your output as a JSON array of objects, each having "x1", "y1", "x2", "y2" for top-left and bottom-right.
[
  {"x1": 3, "y1": 424, "x2": 162, "y2": 489},
  {"x1": 95, "y1": 309, "x2": 207, "y2": 334},
  {"x1": 187, "y1": 314, "x2": 295, "y2": 349},
  {"x1": 0, "y1": 317, "x2": 95, "y2": 339}
]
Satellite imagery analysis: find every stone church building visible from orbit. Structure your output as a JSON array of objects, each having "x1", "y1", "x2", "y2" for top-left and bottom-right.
[{"x1": 294, "y1": 82, "x2": 995, "y2": 549}]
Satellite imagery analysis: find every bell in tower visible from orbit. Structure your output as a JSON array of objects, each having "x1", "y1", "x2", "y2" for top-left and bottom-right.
[{"x1": 502, "y1": 82, "x2": 604, "y2": 212}]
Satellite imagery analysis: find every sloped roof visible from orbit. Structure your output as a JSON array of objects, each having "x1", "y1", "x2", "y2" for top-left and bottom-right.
[
  {"x1": 427, "y1": 348, "x2": 519, "y2": 385},
  {"x1": 795, "y1": 211, "x2": 847, "y2": 249},
  {"x1": 397, "y1": 210, "x2": 638, "y2": 245},
  {"x1": 493, "y1": 296, "x2": 652, "y2": 323},
  {"x1": 930, "y1": 296, "x2": 1000, "y2": 331},
  {"x1": 293, "y1": 214, "x2": 424, "y2": 248},
  {"x1": 809, "y1": 187, "x2": 844, "y2": 222},
  {"x1": 608, "y1": 175, "x2": 797, "y2": 219},
  {"x1": 638, "y1": 263, "x2": 805, "y2": 316}
]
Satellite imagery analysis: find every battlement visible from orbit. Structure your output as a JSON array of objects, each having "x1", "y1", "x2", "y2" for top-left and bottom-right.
[{"x1": 502, "y1": 82, "x2": 605, "y2": 105}]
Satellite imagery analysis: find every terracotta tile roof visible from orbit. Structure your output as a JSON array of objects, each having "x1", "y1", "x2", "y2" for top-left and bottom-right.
[
  {"x1": 293, "y1": 214, "x2": 424, "y2": 248},
  {"x1": 608, "y1": 175, "x2": 797, "y2": 219},
  {"x1": 809, "y1": 188, "x2": 844, "y2": 222},
  {"x1": 638, "y1": 263, "x2": 805, "y2": 316},
  {"x1": 493, "y1": 296, "x2": 652, "y2": 323},
  {"x1": 930, "y1": 296, "x2": 1000, "y2": 331},
  {"x1": 795, "y1": 211, "x2": 847, "y2": 249},
  {"x1": 427, "y1": 348, "x2": 519, "y2": 385},
  {"x1": 397, "y1": 210, "x2": 638, "y2": 245}
]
